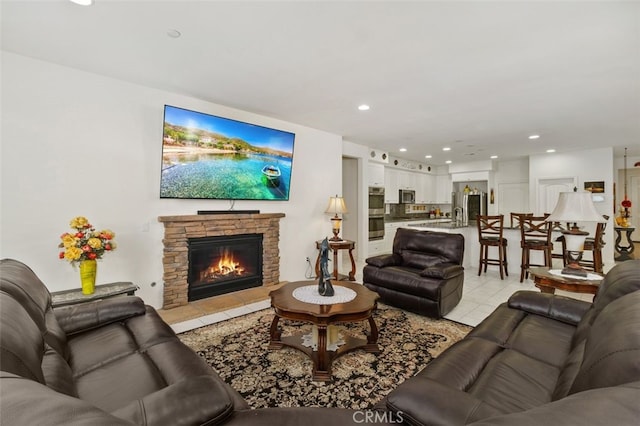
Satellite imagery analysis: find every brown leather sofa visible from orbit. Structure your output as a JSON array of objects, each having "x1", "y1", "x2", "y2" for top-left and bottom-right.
[
  {"x1": 363, "y1": 228, "x2": 465, "y2": 318},
  {"x1": 0, "y1": 259, "x2": 359, "y2": 425},
  {"x1": 378, "y1": 259, "x2": 640, "y2": 425}
]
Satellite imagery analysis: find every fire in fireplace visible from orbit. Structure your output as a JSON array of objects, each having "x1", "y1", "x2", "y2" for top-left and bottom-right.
[{"x1": 188, "y1": 234, "x2": 263, "y2": 301}]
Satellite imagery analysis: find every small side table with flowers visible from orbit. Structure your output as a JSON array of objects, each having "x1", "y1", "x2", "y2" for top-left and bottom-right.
[
  {"x1": 51, "y1": 282, "x2": 139, "y2": 308},
  {"x1": 58, "y1": 216, "x2": 117, "y2": 295}
]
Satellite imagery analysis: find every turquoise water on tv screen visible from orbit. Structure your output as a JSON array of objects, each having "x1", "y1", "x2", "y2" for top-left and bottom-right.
[{"x1": 160, "y1": 153, "x2": 292, "y2": 200}]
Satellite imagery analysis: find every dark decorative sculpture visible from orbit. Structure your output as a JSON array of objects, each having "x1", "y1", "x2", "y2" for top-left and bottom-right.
[{"x1": 317, "y1": 237, "x2": 335, "y2": 297}]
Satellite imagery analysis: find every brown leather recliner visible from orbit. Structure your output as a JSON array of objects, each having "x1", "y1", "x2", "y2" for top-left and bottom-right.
[
  {"x1": 378, "y1": 259, "x2": 640, "y2": 426},
  {"x1": 0, "y1": 259, "x2": 362, "y2": 426},
  {"x1": 363, "y1": 228, "x2": 465, "y2": 318}
]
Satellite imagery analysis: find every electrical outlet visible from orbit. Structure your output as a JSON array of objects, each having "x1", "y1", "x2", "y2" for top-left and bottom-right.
[{"x1": 305, "y1": 257, "x2": 310, "y2": 262}]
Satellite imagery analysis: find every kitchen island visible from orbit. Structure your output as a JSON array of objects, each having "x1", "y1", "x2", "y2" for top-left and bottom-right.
[{"x1": 395, "y1": 221, "x2": 554, "y2": 273}]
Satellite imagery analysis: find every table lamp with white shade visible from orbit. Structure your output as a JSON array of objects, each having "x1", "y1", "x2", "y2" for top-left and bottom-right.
[
  {"x1": 545, "y1": 190, "x2": 606, "y2": 277},
  {"x1": 325, "y1": 195, "x2": 348, "y2": 241}
]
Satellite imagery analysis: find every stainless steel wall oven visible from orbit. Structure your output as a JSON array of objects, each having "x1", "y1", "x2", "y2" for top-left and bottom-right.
[{"x1": 368, "y1": 187, "x2": 385, "y2": 240}]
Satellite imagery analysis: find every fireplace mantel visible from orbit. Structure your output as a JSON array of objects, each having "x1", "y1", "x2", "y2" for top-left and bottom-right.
[{"x1": 158, "y1": 212, "x2": 285, "y2": 309}]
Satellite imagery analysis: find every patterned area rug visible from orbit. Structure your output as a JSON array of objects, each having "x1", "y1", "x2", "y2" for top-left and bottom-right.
[{"x1": 179, "y1": 305, "x2": 471, "y2": 409}]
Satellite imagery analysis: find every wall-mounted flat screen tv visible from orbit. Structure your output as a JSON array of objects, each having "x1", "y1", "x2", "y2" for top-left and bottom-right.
[{"x1": 160, "y1": 105, "x2": 295, "y2": 200}]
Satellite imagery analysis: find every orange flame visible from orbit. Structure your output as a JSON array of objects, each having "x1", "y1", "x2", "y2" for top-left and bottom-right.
[{"x1": 217, "y1": 250, "x2": 244, "y2": 275}]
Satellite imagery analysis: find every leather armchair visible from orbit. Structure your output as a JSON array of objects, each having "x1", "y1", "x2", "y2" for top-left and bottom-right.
[{"x1": 363, "y1": 228, "x2": 465, "y2": 318}]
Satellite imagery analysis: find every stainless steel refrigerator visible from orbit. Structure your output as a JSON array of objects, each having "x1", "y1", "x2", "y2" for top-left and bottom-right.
[{"x1": 451, "y1": 192, "x2": 488, "y2": 226}]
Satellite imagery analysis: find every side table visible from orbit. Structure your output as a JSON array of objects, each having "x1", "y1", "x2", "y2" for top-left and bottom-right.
[
  {"x1": 614, "y1": 226, "x2": 635, "y2": 261},
  {"x1": 51, "y1": 281, "x2": 139, "y2": 308},
  {"x1": 315, "y1": 239, "x2": 356, "y2": 281},
  {"x1": 528, "y1": 267, "x2": 602, "y2": 295}
]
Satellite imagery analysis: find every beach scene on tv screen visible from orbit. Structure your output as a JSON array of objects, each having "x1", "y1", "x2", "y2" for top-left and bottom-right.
[{"x1": 160, "y1": 105, "x2": 295, "y2": 200}]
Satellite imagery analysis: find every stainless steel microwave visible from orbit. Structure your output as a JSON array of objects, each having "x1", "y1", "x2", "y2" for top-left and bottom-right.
[{"x1": 399, "y1": 189, "x2": 415, "y2": 204}]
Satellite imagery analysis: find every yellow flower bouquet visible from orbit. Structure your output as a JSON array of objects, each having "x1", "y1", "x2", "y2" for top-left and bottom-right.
[{"x1": 58, "y1": 216, "x2": 116, "y2": 264}]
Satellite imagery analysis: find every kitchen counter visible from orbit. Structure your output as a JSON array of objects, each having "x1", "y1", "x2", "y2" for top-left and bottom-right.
[
  {"x1": 385, "y1": 217, "x2": 451, "y2": 223},
  {"x1": 405, "y1": 221, "x2": 468, "y2": 229}
]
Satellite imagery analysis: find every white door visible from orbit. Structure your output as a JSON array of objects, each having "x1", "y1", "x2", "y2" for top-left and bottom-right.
[
  {"x1": 537, "y1": 177, "x2": 577, "y2": 215},
  {"x1": 498, "y1": 183, "x2": 529, "y2": 217}
]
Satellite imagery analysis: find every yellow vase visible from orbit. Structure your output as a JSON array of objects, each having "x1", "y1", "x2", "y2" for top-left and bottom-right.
[{"x1": 79, "y1": 259, "x2": 97, "y2": 295}]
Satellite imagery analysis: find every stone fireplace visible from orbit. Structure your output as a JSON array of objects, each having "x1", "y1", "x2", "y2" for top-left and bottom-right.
[{"x1": 158, "y1": 213, "x2": 285, "y2": 309}]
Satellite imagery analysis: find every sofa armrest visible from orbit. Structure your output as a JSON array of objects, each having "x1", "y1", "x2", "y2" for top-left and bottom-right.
[
  {"x1": 0, "y1": 372, "x2": 134, "y2": 425},
  {"x1": 420, "y1": 263, "x2": 464, "y2": 279},
  {"x1": 365, "y1": 253, "x2": 402, "y2": 268},
  {"x1": 111, "y1": 376, "x2": 234, "y2": 426},
  {"x1": 468, "y1": 381, "x2": 640, "y2": 426},
  {"x1": 54, "y1": 296, "x2": 147, "y2": 335},
  {"x1": 507, "y1": 291, "x2": 591, "y2": 326},
  {"x1": 386, "y1": 377, "x2": 501, "y2": 426}
]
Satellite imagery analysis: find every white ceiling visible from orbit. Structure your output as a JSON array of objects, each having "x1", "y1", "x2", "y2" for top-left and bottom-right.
[{"x1": 2, "y1": 0, "x2": 639, "y2": 165}]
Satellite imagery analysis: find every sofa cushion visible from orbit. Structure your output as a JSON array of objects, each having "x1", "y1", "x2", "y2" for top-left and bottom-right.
[
  {"x1": 569, "y1": 290, "x2": 640, "y2": 394},
  {"x1": 387, "y1": 297, "x2": 577, "y2": 423},
  {"x1": 363, "y1": 265, "x2": 445, "y2": 299},
  {"x1": 467, "y1": 380, "x2": 640, "y2": 426},
  {"x1": 401, "y1": 250, "x2": 446, "y2": 270},
  {"x1": 572, "y1": 260, "x2": 640, "y2": 347},
  {"x1": 111, "y1": 376, "x2": 234, "y2": 425},
  {"x1": 0, "y1": 291, "x2": 46, "y2": 383},
  {"x1": 68, "y1": 305, "x2": 217, "y2": 412}
]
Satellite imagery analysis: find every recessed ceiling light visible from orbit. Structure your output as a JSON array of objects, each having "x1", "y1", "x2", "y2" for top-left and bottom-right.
[
  {"x1": 490, "y1": 155, "x2": 498, "y2": 159},
  {"x1": 70, "y1": 0, "x2": 93, "y2": 4},
  {"x1": 442, "y1": 147, "x2": 451, "y2": 151},
  {"x1": 425, "y1": 155, "x2": 432, "y2": 159},
  {"x1": 399, "y1": 148, "x2": 407, "y2": 152},
  {"x1": 529, "y1": 134, "x2": 540, "y2": 140},
  {"x1": 167, "y1": 29, "x2": 182, "y2": 38},
  {"x1": 445, "y1": 160, "x2": 452, "y2": 164},
  {"x1": 358, "y1": 105, "x2": 370, "y2": 111},
  {"x1": 546, "y1": 149, "x2": 556, "y2": 153}
]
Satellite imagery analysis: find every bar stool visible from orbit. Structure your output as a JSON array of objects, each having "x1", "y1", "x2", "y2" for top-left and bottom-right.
[
  {"x1": 519, "y1": 215, "x2": 553, "y2": 282},
  {"x1": 477, "y1": 214, "x2": 508, "y2": 279},
  {"x1": 510, "y1": 212, "x2": 532, "y2": 229}
]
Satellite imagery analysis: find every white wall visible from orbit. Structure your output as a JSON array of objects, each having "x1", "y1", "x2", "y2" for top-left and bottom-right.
[
  {"x1": 342, "y1": 140, "x2": 370, "y2": 262},
  {"x1": 529, "y1": 147, "x2": 615, "y2": 270},
  {"x1": 0, "y1": 52, "x2": 343, "y2": 308}
]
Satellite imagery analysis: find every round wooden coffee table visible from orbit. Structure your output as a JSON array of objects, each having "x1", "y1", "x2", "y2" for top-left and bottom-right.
[
  {"x1": 528, "y1": 267, "x2": 603, "y2": 295},
  {"x1": 268, "y1": 280, "x2": 380, "y2": 381}
]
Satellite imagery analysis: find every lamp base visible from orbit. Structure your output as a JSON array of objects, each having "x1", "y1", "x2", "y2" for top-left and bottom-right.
[
  {"x1": 329, "y1": 229, "x2": 342, "y2": 241},
  {"x1": 560, "y1": 264, "x2": 588, "y2": 278}
]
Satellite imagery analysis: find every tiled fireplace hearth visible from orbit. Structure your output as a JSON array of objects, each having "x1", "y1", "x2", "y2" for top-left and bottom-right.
[{"x1": 158, "y1": 213, "x2": 285, "y2": 309}]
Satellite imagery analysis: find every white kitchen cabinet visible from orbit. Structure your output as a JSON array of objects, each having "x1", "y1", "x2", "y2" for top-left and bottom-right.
[
  {"x1": 416, "y1": 173, "x2": 436, "y2": 203},
  {"x1": 384, "y1": 169, "x2": 399, "y2": 203},
  {"x1": 368, "y1": 163, "x2": 385, "y2": 187},
  {"x1": 398, "y1": 170, "x2": 417, "y2": 190},
  {"x1": 435, "y1": 174, "x2": 452, "y2": 203},
  {"x1": 415, "y1": 175, "x2": 426, "y2": 204}
]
